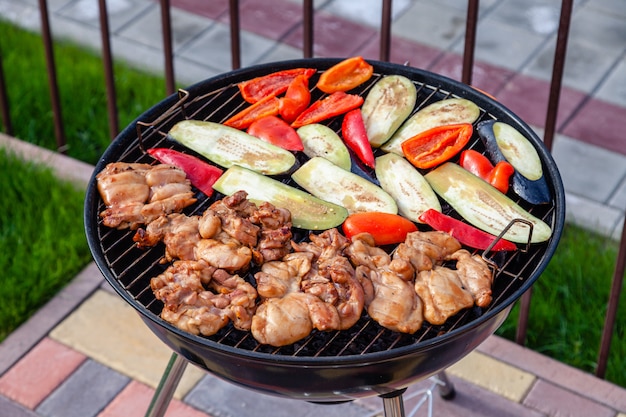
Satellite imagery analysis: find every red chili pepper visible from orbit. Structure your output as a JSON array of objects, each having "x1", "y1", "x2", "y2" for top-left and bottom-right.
[
  {"x1": 342, "y1": 212, "x2": 418, "y2": 246},
  {"x1": 238, "y1": 68, "x2": 316, "y2": 103},
  {"x1": 460, "y1": 149, "x2": 514, "y2": 194},
  {"x1": 401, "y1": 123, "x2": 473, "y2": 169},
  {"x1": 278, "y1": 74, "x2": 311, "y2": 124},
  {"x1": 341, "y1": 109, "x2": 375, "y2": 169},
  {"x1": 224, "y1": 95, "x2": 280, "y2": 130},
  {"x1": 147, "y1": 148, "x2": 223, "y2": 197},
  {"x1": 418, "y1": 209, "x2": 517, "y2": 251},
  {"x1": 316, "y1": 56, "x2": 374, "y2": 94},
  {"x1": 247, "y1": 115, "x2": 304, "y2": 151},
  {"x1": 291, "y1": 91, "x2": 364, "y2": 128}
]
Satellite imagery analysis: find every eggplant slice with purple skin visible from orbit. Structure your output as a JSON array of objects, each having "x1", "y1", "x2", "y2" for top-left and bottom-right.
[{"x1": 477, "y1": 120, "x2": 551, "y2": 204}]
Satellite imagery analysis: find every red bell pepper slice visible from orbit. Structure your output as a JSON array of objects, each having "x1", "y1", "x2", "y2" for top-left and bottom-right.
[
  {"x1": 278, "y1": 74, "x2": 311, "y2": 124},
  {"x1": 224, "y1": 95, "x2": 280, "y2": 130},
  {"x1": 460, "y1": 149, "x2": 514, "y2": 194},
  {"x1": 316, "y1": 56, "x2": 374, "y2": 94},
  {"x1": 418, "y1": 208, "x2": 517, "y2": 252},
  {"x1": 147, "y1": 148, "x2": 223, "y2": 197},
  {"x1": 291, "y1": 91, "x2": 364, "y2": 128},
  {"x1": 342, "y1": 212, "x2": 418, "y2": 246},
  {"x1": 238, "y1": 68, "x2": 316, "y2": 103},
  {"x1": 341, "y1": 109, "x2": 375, "y2": 169},
  {"x1": 247, "y1": 115, "x2": 304, "y2": 151},
  {"x1": 401, "y1": 123, "x2": 473, "y2": 169}
]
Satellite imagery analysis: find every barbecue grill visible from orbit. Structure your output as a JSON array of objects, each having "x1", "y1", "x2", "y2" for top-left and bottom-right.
[{"x1": 84, "y1": 59, "x2": 565, "y2": 417}]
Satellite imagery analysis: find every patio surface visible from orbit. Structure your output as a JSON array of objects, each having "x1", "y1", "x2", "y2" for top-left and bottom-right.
[{"x1": 1, "y1": 0, "x2": 626, "y2": 416}]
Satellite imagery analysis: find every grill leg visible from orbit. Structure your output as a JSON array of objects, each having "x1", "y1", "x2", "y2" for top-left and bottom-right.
[
  {"x1": 145, "y1": 353, "x2": 188, "y2": 417},
  {"x1": 435, "y1": 371, "x2": 456, "y2": 400},
  {"x1": 381, "y1": 392, "x2": 406, "y2": 417}
]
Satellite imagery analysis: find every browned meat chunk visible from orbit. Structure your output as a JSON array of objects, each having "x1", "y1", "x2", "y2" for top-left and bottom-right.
[
  {"x1": 448, "y1": 249, "x2": 493, "y2": 307},
  {"x1": 415, "y1": 266, "x2": 474, "y2": 325}
]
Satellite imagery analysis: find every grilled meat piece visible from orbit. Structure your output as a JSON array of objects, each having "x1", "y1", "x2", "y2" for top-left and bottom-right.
[
  {"x1": 97, "y1": 162, "x2": 196, "y2": 229},
  {"x1": 448, "y1": 249, "x2": 493, "y2": 307},
  {"x1": 415, "y1": 266, "x2": 474, "y2": 325},
  {"x1": 394, "y1": 231, "x2": 462, "y2": 273}
]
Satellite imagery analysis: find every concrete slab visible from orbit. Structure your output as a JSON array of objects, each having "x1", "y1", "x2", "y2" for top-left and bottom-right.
[
  {"x1": 595, "y1": 55, "x2": 626, "y2": 107},
  {"x1": 490, "y1": 0, "x2": 561, "y2": 35},
  {"x1": 524, "y1": 379, "x2": 616, "y2": 417},
  {"x1": 57, "y1": 0, "x2": 153, "y2": 32}
]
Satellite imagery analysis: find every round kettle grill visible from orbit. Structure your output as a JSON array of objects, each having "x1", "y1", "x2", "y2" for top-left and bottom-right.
[{"x1": 84, "y1": 59, "x2": 565, "y2": 417}]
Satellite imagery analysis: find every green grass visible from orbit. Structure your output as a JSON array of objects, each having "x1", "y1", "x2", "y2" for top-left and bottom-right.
[
  {"x1": 0, "y1": 19, "x2": 170, "y2": 165},
  {"x1": 0, "y1": 147, "x2": 92, "y2": 341},
  {"x1": 1, "y1": 19, "x2": 625, "y2": 388}
]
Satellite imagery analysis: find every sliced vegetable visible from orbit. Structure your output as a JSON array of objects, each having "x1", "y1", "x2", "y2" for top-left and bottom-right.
[
  {"x1": 361, "y1": 75, "x2": 417, "y2": 147},
  {"x1": 419, "y1": 209, "x2": 517, "y2": 252},
  {"x1": 342, "y1": 212, "x2": 418, "y2": 246},
  {"x1": 213, "y1": 165, "x2": 347, "y2": 230},
  {"x1": 224, "y1": 95, "x2": 280, "y2": 130},
  {"x1": 316, "y1": 56, "x2": 374, "y2": 94},
  {"x1": 424, "y1": 162, "x2": 552, "y2": 243},
  {"x1": 291, "y1": 156, "x2": 397, "y2": 214},
  {"x1": 291, "y1": 92, "x2": 364, "y2": 128},
  {"x1": 168, "y1": 120, "x2": 295, "y2": 175},
  {"x1": 477, "y1": 120, "x2": 550, "y2": 204},
  {"x1": 401, "y1": 123, "x2": 473, "y2": 169},
  {"x1": 247, "y1": 115, "x2": 304, "y2": 151},
  {"x1": 297, "y1": 124, "x2": 351, "y2": 171},
  {"x1": 147, "y1": 148, "x2": 223, "y2": 197},
  {"x1": 341, "y1": 109, "x2": 376, "y2": 169},
  {"x1": 381, "y1": 98, "x2": 480, "y2": 155},
  {"x1": 278, "y1": 74, "x2": 312, "y2": 124},
  {"x1": 375, "y1": 153, "x2": 441, "y2": 223},
  {"x1": 238, "y1": 68, "x2": 315, "y2": 103},
  {"x1": 459, "y1": 149, "x2": 514, "y2": 194}
]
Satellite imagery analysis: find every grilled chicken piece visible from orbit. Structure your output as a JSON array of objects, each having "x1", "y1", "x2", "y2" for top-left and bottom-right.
[
  {"x1": 150, "y1": 259, "x2": 257, "y2": 336},
  {"x1": 394, "y1": 231, "x2": 462, "y2": 273},
  {"x1": 415, "y1": 266, "x2": 474, "y2": 325},
  {"x1": 251, "y1": 202, "x2": 293, "y2": 264},
  {"x1": 194, "y1": 238, "x2": 252, "y2": 273},
  {"x1": 134, "y1": 213, "x2": 201, "y2": 262},
  {"x1": 448, "y1": 249, "x2": 493, "y2": 307},
  {"x1": 97, "y1": 162, "x2": 196, "y2": 229}
]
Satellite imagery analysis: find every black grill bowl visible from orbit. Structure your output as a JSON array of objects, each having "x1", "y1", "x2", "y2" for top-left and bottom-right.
[{"x1": 85, "y1": 59, "x2": 565, "y2": 402}]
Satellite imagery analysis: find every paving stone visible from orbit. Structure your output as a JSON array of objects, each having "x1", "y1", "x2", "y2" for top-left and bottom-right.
[
  {"x1": 233, "y1": 0, "x2": 303, "y2": 40},
  {"x1": 36, "y1": 360, "x2": 129, "y2": 417},
  {"x1": 523, "y1": 379, "x2": 615, "y2": 417},
  {"x1": 595, "y1": 55, "x2": 626, "y2": 108},
  {"x1": 0, "y1": 338, "x2": 86, "y2": 410},
  {"x1": 490, "y1": 0, "x2": 561, "y2": 35},
  {"x1": 57, "y1": 0, "x2": 153, "y2": 32},
  {"x1": 49, "y1": 290, "x2": 205, "y2": 400},
  {"x1": 185, "y1": 372, "x2": 369, "y2": 417},
  {"x1": 447, "y1": 351, "x2": 536, "y2": 403},
  {"x1": 98, "y1": 380, "x2": 211, "y2": 417},
  {"x1": 0, "y1": 394, "x2": 40, "y2": 417}
]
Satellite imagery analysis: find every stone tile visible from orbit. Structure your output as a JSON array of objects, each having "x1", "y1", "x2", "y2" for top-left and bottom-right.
[
  {"x1": 49, "y1": 290, "x2": 205, "y2": 400},
  {"x1": 0, "y1": 338, "x2": 86, "y2": 410},
  {"x1": 185, "y1": 372, "x2": 368, "y2": 417},
  {"x1": 0, "y1": 395, "x2": 39, "y2": 417},
  {"x1": 495, "y1": 73, "x2": 587, "y2": 131},
  {"x1": 490, "y1": 0, "x2": 561, "y2": 35},
  {"x1": 235, "y1": 0, "x2": 303, "y2": 40},
  {"x1": 421, "y1": 0, "x2": 500, "y2": 15},
  {"x1": 568, "y1": 4, "x2": 626, "y2": 54},
  {"x1": 561, "y1": 98, "x2": 626, "y2": 156},
  {"x1": 322, "y1": 0, "x2": 413, "y2": 28},
  {"x1": 253, "y1": 42, "x2": 304, "y2": 66},
  {"x1": 57, "y1": 0, "x2": 154, "y2": 32},
  {"x1": 587, "y1": 0, "x2": 626, "y2": 17},
  {"x1": 98, "y1": 380, "x2": 211, "y2": 417},
  {"x1": 117, "y1": 4, "x2": 214, "y2": 51},
  {"x1": 283, "y1": 9, "x2": 378, "y2": 57},
  {"x1": 393, "y1": 1, "x2": 467, "y2": 51},
  {"x1": 565, "y1": 194, "x2": 624, "y2": 238},
  {"x1": 358, "y1": 34, "x2": 443, "y2": 67},
  {"x1": 36, "y1": 360, "x2": 128, "y2": 417},
  {"x1": 170, "y1": 0, "x2": 229, "y2": 20},
  {"x1": 523, "y1": 380, "x2": 615, "y2": 417},
  {"x1": 447, "y1": 351, "x2": 536, "y2": 403},
  {"x1": 608, "y1": 176, "x2": 626, "y2": 213},
  {"x1": 595, "y1": 55, "x2": 626, "y2": 108}
]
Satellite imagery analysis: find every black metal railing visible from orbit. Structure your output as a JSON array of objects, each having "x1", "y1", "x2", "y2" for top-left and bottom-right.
[{"x1": 0, "y1": 0, "x2": 624, "y2": 381}]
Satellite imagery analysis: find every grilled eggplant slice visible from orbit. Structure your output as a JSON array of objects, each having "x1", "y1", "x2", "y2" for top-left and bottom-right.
[
  {"x1": 168, "y1": 120, "x2": 296, "y2": 175},
  {"x1": 213, "y1": 165, "x2": 347, "y2": 230},
  {"x1": 477, "y1": 120, "x2": 550, "y2": 204},
  {"x1": 381, "y1": 98, "x2": 480, "y2": 155},
  {"x1": 361, "y1": 75, "x2": 417, "y2": 147},
  {"x1": 297, "y1": 123, "x2": 351, "y2": 170},
  {"x1": 425, "y1": 162, "x2": 552, "y2": 243},
  {"x1": 292, "y1": 156, "x2": 397, "y2": 214}
]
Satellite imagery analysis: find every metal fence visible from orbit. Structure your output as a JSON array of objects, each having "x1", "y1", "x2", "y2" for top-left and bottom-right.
[{"x1": 0, "y1": 0, "x2": 623, "y2": 380}]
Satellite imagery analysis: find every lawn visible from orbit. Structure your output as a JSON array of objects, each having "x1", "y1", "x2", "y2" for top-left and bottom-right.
[{"x1": 1, "y1": 19, "x2": 624, "y2": 388}]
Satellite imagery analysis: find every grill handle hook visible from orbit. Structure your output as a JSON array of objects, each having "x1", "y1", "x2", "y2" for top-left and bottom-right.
[{"x1": 481, "y1": 218, "x2": 534, "y2": 273}]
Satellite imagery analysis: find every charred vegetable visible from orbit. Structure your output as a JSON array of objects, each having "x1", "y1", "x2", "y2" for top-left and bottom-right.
[
  {"x1": 297, "y1": 124, "x2": 351, "y2": 170},
  {"x1": 425, "y1": 162, "x2": 552, "y2": 243},
  {"x1": 213, "y1": 165, "x2": 348, "y2": 230},
  {"x1": 401, "y1": 123, "x2": 473, "y2": 169},
  {"x1": 316, "y1": 56, "x2": 374, "y2": 94},
  {"x1": 342, "y1": 212, "x2": 418, "y2": 246}
]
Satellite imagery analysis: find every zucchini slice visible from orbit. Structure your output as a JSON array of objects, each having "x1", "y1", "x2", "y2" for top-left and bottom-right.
[
  {"x1": 168, "y1": 120, "x2": 296, "y2": 175},
  {"x1": 296, "y1": 124, "x2": 351, "y2": 171},
  {"x1": 361, "y1": 75, "x2": 417, "y2": 147},
  {"x1": 381, "y1": 98, "x2": 480, "y2": 155},
  {"x1": 425, "y1": 162, "x2": 552, "y2": 243},
  {"x1": 375, "y1": 153, "x2": 441, "y2": 223},
  {"x1": 213, "y1": 165, "x2": 348, "y2": 230},
  {"x1": 292, "y1": 157, "x2": 397, "y2": 214}
]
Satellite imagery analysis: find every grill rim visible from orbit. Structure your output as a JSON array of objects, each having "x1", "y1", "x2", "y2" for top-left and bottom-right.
[{"x1": 84, "y1": 58, "x2": 566, "y2": 367}]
